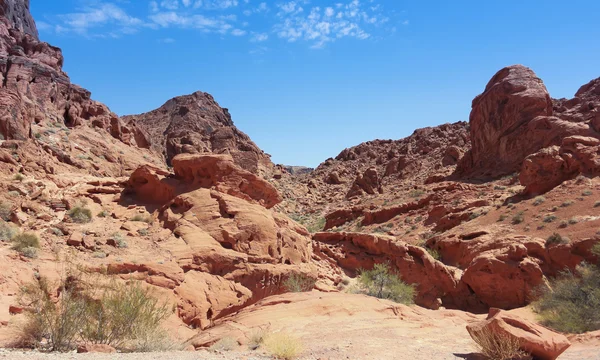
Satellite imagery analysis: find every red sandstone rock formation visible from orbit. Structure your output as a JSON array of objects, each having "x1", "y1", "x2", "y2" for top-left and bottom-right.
[{"x1": 123, "y1": 91, "x2": 273, "y2": 176}]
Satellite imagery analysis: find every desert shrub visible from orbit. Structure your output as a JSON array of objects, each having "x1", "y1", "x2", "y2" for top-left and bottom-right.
[
  {"x1": 561, "y1": 200, "x2": 574, "y2": 208},
  {"x1": 68, "y1": 206, "x2": 92, "y2": 224},
  {"x1": 497, "y1": 214, "x2": 508, "y2": 222},
  {"x1": 210, "y1": 337, "x2": 237, "y2": 351},
  {"x1": 138, "y1": 228, "x2": 149, "y2": 236},
  {"x1": 97, "y1": 210, "x2": 110, "y2": 218},
  {"x1": 263, "y1": 332, "x2": 303, "y2": 360},
  {"x1": 0, "y1": 220, "x2": 18, "y2": 241},
  {"x1": 595, "y1": 201, "x2": 600, "y2": 208},
  {"x1": 582, "y1": 190, "x2": 593, "y2": 196},
  {"x1": 593, "y1": 243, "x2": 600, "y2": 257},
  {"x1": 409, "y1": 189, "x2": 425, "y2": 198},
  {"x1": 568, "y1": 217, "x2": 579, "y2": 225},
  {"x1": 283, "y1": 273, "x2": 316, "y2": 293},
  {"x1": 306, "y1": 217, "x2": 325, "y2": 233},
  {"x1": 511, "y1": 211, "x2": 524, "y2": 225},
  {"x1": 248, "y1": 328, "x2": 267, "y2": 350},
  {"x1": 470, "y1": 327, "x2": 528, "y2": 360},
  {"x1": 0, "y1": 202, "x2": 12, "y2": 221},
  {"x1": 131, "y1": 214, "x2": 153, "y2": 224},
  {"x1": 11, "y1": 233, "x2": 40, "y2": 252},
  {"x1": 20, "y1": 277, "x2": 88, "y2": 351},
  {"x1": 14, "y1": 173, "x2": 24, "y2": 181},
  {"x1": 357, "y1": 263, "x2": 415, "y2": 305},
  {"x1": 92, "y1": 251, "x2": 107, "y2": 259},
  {"x1": 426, "y1": 248, "x2": 441, "y2": 261},
  {"x1": 546, "y1": 233, "x2": 569, "y2": 246},
  {"x1": 532, "y1": 196, "x2": 546, "y2": 206},
  {"x1": 49, "y1": 227, "x2": 64, "y2": 236},
  {"x1": 20, "y1": 247, "x2": 38, "y2": 259},
  {"x1": 20, "y1": 276, "x2": 171, "y2": 351},
  {"x1": 110, "y1": 233, "x2": 128, "y2": 248},
  {"x1": 533, "y1": 263, "x2": 600, "y2": 333},
  {"x1": 543, "y1": 215, "x2": 557, "y2": 223},
  {"x1": 80, "y1": 280, "x2": 171, "y2": 350}
]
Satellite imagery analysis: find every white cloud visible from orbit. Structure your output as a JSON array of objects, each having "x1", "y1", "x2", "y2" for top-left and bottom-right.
[
  {"x1": 274, "y1": 0, "x2": 385, "y2": 48},
  {"x1": 250, "y1": 32, "x2": 268, "y2": 42},
  {"x1": 39, "y1": 0, "x2": 394, "y2": 48},
  {"x1": 56, "y1": 3, "x2": 143, "y2": 35}
]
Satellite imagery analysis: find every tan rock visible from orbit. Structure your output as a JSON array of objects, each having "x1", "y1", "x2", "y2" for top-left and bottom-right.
[{"x1": 467, "y1": 308, "x2": 571, "y2": 360}]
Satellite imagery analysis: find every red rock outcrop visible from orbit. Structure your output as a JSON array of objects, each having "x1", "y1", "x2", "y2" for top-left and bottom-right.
[
  {"x1": 123, "y1": 91, "x2": 273, "y2": 176},
  {"x1": 520, "y1": 136, "x2": 600, "y2": 195},
  {"x1": 127, "y1": 153, "x2": 281, "y2": 208},
  {"x1": 457, "y1": 65, "x2": 589, "y2": 177},
  {"x1": 467, "y1": 308, "x2": 571, "y2": 360},
  {"x1": 122, "y1": 155, "x2": 314, "y2": 329},
  {"x1": 457, "y1": 65, "x2": 600, "y2": 185},
  {"x1": 312, "y1": 232, "x2": 469, "y2": 310}
]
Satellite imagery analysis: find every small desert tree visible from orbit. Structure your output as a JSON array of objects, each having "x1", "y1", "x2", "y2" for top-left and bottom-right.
[{"x1": 357, "y1": 263, "x2": 415, "y2": 305}]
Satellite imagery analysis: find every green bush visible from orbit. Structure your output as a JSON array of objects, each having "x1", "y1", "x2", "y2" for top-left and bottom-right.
[
  {"x1": 357, "y1": 263, "x2": 415, "y2": 305},
  {"x1": 283, "y1": 273, "x2": 316, "y2": 293},
  {"x1": 534, "y1": 264, "x2": 600, "y2": 333},
  {"x1": 68, "y1": 206, "x2": 92, "y2": 224},
  {"x1": 543, "y1": 215, "x2": 558, "y2": 223}
]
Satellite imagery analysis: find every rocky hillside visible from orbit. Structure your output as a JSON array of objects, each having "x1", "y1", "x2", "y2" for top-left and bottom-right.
[
  {"x1": 0, "y1": 1, "x2": 599, "y2": 358},
  {"x1": 123, "y1": 92, "x2": 273, "y2": 176}
]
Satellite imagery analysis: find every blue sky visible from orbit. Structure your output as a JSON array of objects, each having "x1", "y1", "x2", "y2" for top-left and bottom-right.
[{"x1": 31, "y1": 0, "x2": 600, "y2": 167}]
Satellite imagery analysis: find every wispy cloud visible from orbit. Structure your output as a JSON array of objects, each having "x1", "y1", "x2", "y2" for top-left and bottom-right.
[
  {"x1": 39, "y1": 0, "x2": 399, "y2": 47},
  {"x1": 274, "y1": 0, "x2": 388, "y2": 48}
]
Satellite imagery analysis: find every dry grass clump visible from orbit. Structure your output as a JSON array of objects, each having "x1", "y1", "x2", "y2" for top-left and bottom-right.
[
  {"x1": 470, "y1": 328, "x2": 529, "y2": 360},
  {"x1": 0, "y1": 201, "x2": 12, "y2": 221},
  {"x1": 131, "y1": 214, "x2": 153, "y2": 224},
  {"x1": 263, "y1": 332, "x2": 303, "y2": 360},
  {"x1": 247, "y1": 328, "x2": 268, "y2": 350},
  {"x1": 0, "y1": 220, "x2": 18, "y2": 241},
  {"x1": 68, "y1": 205, "x2": 92, "y2": 224},
  {"x1": 11, "y1": 232, "x2": 40, "y2": 258},
  {"x1": 210, "y1": 337, "x2": 238, "y2": 351},
  {"x1": 283, "y1": 273, "x2": 316, "y2": 293},
  {"x1": 532, "y1": 196, "x2": 545, "y2": 206}
]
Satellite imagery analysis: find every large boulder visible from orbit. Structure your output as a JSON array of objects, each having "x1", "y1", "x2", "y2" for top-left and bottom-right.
[
  {"x1": 467, "y1": 308, "x2": 571, "y2": 360},
  {"x1": 457, "y1": 65, "x2": 595, "y2": 177},
  {"x1": 172, "y1": 154, "x2": 282, "y2": 208}
]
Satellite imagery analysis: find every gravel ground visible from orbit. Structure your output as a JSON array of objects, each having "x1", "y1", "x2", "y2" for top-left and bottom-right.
[{"x1": 0, "y1": 349, "x2": 271, "y2": 360}]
